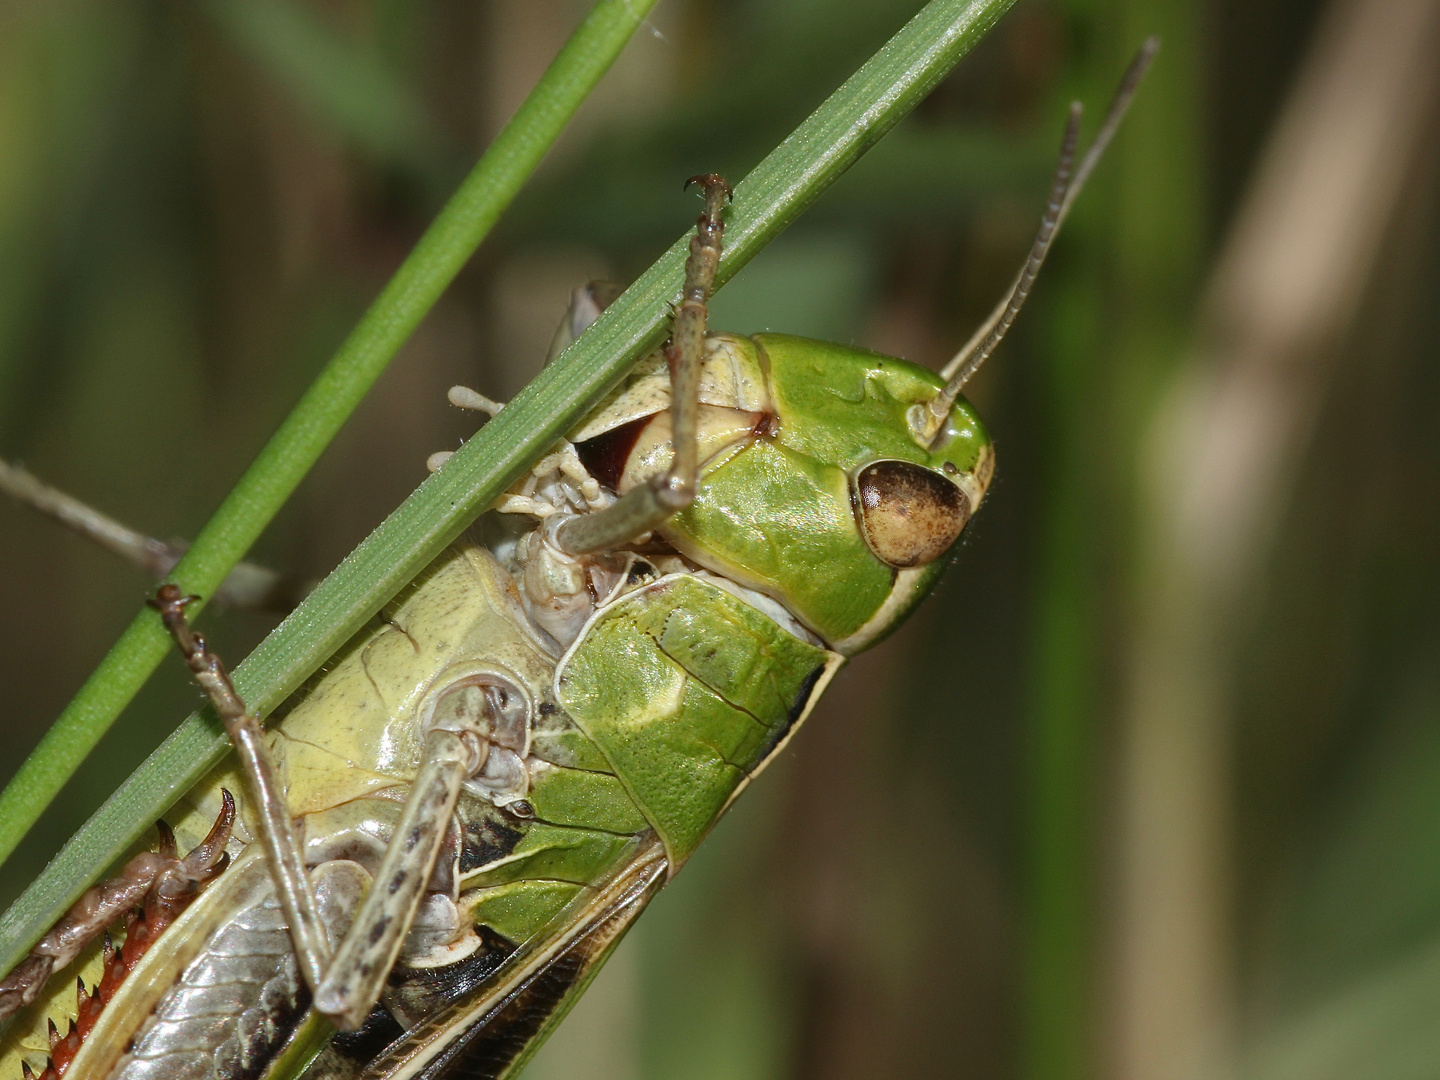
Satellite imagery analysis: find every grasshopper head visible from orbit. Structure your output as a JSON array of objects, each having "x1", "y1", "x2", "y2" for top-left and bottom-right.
[
  {"x1": 573, "y1": 332, "x2": 992, "y2": 654},
  {"x1": 747, "y1": 332, "x2": 994, "y2": 653}
]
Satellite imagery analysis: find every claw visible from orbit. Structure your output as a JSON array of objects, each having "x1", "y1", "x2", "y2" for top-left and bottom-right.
[
  {"x1": 684, "y1": 173, "x2": 732, "y2": 203},
  {"x1": 683, "y1": 174, "x2": 732, "y2": 235},
  {"x1": 154, "y1": 819, "x2": 177, "y2": 860},
  {"x1": 182, "y1": 789, "x2": 235, "y2": 877}
]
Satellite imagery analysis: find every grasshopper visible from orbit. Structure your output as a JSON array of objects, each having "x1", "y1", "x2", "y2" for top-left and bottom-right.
[{"x1": 0, "y1": 45, "x2": 1154, "y2": 1080}]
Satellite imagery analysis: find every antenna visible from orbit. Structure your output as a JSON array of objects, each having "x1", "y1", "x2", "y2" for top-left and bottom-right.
[{"x1": 915, "y1": 37, "x2": 1160, "y2": 446}]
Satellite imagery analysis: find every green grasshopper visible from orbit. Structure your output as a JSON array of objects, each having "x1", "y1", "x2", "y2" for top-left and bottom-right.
[{"x1": 0, "y1": 45, "x2": 1153, "y2": 1080}]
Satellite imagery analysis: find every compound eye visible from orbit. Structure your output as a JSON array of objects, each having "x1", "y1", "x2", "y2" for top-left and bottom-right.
[{"x1": 854, "y1": 460, "x2": 971, "y2": 569}]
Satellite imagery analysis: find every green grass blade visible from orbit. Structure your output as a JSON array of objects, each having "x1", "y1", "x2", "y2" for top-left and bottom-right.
[
  {"x1": 0, "y1": 0, "x2": 1017, "y2": 981},
  {"x1": 0, "y1": 0, "x2": 661, "y2": 872}
]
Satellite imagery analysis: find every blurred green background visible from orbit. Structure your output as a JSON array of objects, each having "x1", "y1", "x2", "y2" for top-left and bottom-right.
[{"x1": 1, "y1": 1, "x2": 1437, "y2": 1079}]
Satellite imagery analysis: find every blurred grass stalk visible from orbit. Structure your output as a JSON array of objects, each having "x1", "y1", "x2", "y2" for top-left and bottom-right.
[
  {"x1": 1023, "y1": 6, "x2": 1206, "y2": 1079},
  {"x1": 1111, "y1": 0, "x2": 1440, "y2": 1078}
]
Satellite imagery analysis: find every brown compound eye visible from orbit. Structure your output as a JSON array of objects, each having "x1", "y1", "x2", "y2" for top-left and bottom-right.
[{"x1": 854, "y1": 460, "x2": 971, "y2": 568}]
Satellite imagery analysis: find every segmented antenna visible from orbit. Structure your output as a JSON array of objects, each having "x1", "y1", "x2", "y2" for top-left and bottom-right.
[{"x1": 916, "y1": 37, "x2": 1159, "y2": 446}]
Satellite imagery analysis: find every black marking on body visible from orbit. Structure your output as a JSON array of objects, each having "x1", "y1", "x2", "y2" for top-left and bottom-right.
[
  {"x1": 759, "y1": 662, "x2": 828, "y2": 762},
  {"x1": 318, "y1": 1005, "x2": 406, "y2": 1076},
  {"x1": 382, "y1": 928, "x2": 515, "y2": 1029},
  {"x1": 575, "y1": 416, "x2": 652, "y2": 491},
  {"x1": 788, "y1": 664, "x2": 828, "y2": 727},
  {"x1": 408, "y1": 946, "x2": 590, "y2": 1080},
  {"x1": 300, "y1": 935, "x2": 518, "y2": 1078},
  {"x1": 458, "y1": 805, "x2": 526, "y2": 874}
]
